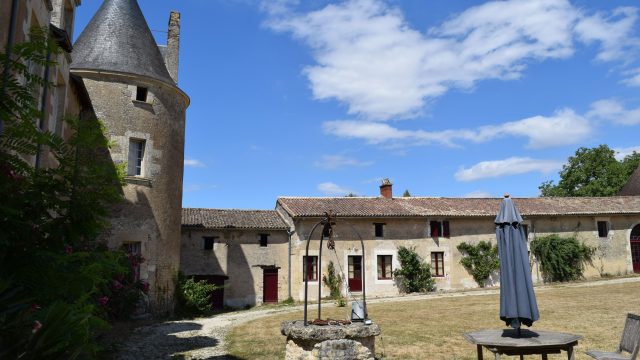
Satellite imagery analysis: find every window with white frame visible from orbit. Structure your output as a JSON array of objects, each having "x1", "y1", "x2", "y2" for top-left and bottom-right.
[
  {"x1": 128, "y1": 139, "x2": 145, "y2": 176},
  {"x1": 431, "y1": 252, "x2": 445, "y2": 277},
  {"x1": 377, "y1": 255, "x2": 393, "y2": 280},
  {"x1": 303, "y1": 256, "x2": 318, "y2": 281}
]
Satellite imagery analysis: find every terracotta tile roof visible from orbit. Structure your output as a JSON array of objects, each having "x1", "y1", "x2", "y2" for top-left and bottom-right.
[
  {"x1": 277, "y1": 196, "x2": 640, "y2": 218},
  {"x1": 619, "y1": 166, "x2": 640, "y2": 196},
  {"x1": 182, "y1": 208, "x2": 288, "y2": 230}
]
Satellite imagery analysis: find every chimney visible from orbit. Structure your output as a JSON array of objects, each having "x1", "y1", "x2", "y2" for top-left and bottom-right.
[
  {"x1": 165, "y1": 11, "x2": 180, "y2": 84},
  {"x1": 379, "y1": 178, "x2": 393, "y2": 199}
]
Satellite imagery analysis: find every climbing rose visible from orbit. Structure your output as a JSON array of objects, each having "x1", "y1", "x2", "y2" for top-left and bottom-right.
[
  {"x1": 64, "y1": 244, "x2": 73, "y2": 254},
  {"x1": 97, "y1": 296, "x2": 109, "y2": 306}
]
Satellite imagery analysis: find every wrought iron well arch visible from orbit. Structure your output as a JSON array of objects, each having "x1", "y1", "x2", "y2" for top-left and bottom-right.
[{"x1": 303, "y1": 211, "x2": 368, "y2": 325}]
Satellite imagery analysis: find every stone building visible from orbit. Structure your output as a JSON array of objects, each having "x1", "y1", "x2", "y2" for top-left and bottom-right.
[
  {"x1": 183, "y1": 181, "x2": 640, "y2": 306},
  {"x1": 619, "y1": 165, "x2": 640, "y2": 196},
  {"x1": 70, "y1": 0, "x2": 189, "y2": 313},
  {"x1": 181, "y1": 209, "x2": 290, "y2": 308},
  {"x1": 1, "y1": 0, "x2": 87, "y2": 168}
]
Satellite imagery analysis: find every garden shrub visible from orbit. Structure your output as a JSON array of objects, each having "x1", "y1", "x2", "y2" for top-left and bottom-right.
[
  {"x1": 176, "y1": 275, "x2": 218, "y2": 316},
  {"x1": 322, "y1": 261, "x2": 345, "y2": 306},
  {"x1": 530, "y1": 234, "x2": 595, "y2": 282},
  {"x1": 0, "y1": 29, "x2": 138, "y2": 358},
  {"x1": 392, "y1": 246, "x2": 435, "y2": 293},
  {"x1": 457, "y1": 241, "x2": 500, "y2": 288}
]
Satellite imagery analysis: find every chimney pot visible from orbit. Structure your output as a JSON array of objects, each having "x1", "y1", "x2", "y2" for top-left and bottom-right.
[{"x1": 379, "y1": 178, "x2": 393, "y2": 199}]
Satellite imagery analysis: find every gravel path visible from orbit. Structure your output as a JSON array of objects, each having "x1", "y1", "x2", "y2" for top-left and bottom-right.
[{"x1": 114, "y1": 276, "x2": 640, "y2": 359}]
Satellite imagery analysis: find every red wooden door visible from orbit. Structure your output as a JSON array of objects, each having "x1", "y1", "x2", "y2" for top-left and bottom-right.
[
  {"x1": 348, "y1": 256, "x2": 362, "y2": 292},
  {"x1": 632, "y1": 225, "x2": 640, "y2": 273},
  {"x1": 263, "y1": 269, "x2": 278, "y2": 303}
]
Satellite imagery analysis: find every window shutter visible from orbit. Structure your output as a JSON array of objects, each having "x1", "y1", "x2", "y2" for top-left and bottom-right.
[
  {"x1": 430, "y1": 221, "x2": 439, "y2": 237},
  {"x1": 443, "y1": 221, "x2": 450, "y2": 238}
]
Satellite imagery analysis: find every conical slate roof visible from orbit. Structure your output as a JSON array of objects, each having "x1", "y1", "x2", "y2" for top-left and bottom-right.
[
  {"x1": 71, "y1": 0, "x2": 174, "y2": 85},
  {"x1": 619, "y1": 165, "x2": 640, "y2": 196}
]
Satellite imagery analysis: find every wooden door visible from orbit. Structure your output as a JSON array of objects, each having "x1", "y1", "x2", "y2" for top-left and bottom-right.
[
  {"x1": 631, "y1": 225, "x2": 640, "y2": 273},
  {"x1": 348, "y1": 256, "x2": 362, "y2": 292},
  {"x1": 263, "y1": 268, "x2": 278, "y2": 303}
]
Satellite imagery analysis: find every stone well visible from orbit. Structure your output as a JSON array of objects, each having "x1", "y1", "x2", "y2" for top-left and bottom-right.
[{"x1": 281, "y1": 320, "x2": 381, "y2": 360}]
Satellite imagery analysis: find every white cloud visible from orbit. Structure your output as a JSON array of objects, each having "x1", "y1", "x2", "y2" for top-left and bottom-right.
[
  {"x1": 587, "y1": 99, "x2": 640, "y2": 125},
  {"x1": 614, "y1": 146, "x2": 640, "y2": 160},
  {"x1": 463, "y1": 190, "x2": 493, "y2": 198},
  {"x1": 574, "y1": 7, "x2": 640, "y2": 63},
  {"x1": 265, "y1": 0, "x2": 640, "y2": 121},
  {"x1": 314, "y1": 155, "x2": 373, "y2": 170},
  {"x1": 184, "y1": 158, "x2": 206, "y2": 168},
  {"x1": 455, "y1": 157, "x2": 563, "y2": 182},
  {"x1": 622, "y1": 68, "x2": 640, "y2": 86},
  {"x1": 324, "y1": 108, "x2": 592, "y2": 149},
  {"x1": 317, "y1": 182, "x2": 355, "y2": 196}
]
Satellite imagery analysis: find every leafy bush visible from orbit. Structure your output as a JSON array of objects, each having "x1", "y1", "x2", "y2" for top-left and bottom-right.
[
  {"x1": 457, "y1": 241, "x2": 500, "y2": 288},
  {"x1": 0, "y1": 29, "x2": 132, "y2": 358},
  {"x1": 392, "y1": 246, "x2": 435, "y2": 293},
  {"x1": 322, "y1": 261, "x2": 344, "y2": 301},
  {"x1": 176, "y1": 275, "x2": 218, "y2": 316},
  {"x1": 530, "y1": 234, "x2": 595, "y2": 282}
]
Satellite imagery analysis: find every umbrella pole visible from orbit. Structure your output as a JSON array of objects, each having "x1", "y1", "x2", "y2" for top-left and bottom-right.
[{"x1": 517, "y1": 327, "x2": 521, "y2": 338}]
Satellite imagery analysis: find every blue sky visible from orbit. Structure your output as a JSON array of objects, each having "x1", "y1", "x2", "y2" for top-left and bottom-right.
[{"x1": 75, "y1": 0, "x2": 640, "y2": 209}]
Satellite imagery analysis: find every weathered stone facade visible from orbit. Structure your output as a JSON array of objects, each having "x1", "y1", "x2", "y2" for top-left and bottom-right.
[
  {"x1": 71, "y1": 0, "x2": 189, "y2": 314},
  {"x1": 1, "y1": 0, "x2": 83, "y2": 169},
  {"x1": 181, "y1": 209, "x2": 290, "y2": 307}
]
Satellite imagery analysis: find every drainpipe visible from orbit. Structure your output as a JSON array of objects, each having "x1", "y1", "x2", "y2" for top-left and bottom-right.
[
  {"x1": 287, "y1": 228, "x2": 295, "y2": 300},
  {"x1": 35, "y1": 48, "x2": 52, "y2": 169},
  {"x1": 1, "y1": 0, "x2": 20, "y2": 133}
]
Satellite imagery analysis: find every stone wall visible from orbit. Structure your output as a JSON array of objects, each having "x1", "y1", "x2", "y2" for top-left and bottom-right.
[
  {"x1": 79, "y1": 73, "x2": 188, "y2": 314},
  {"x1": 276, "y1": 203, "x2": 640, "y2": 301},
  {"x1": 181, "y1": 228, "x2": 290, "y2": 307}
]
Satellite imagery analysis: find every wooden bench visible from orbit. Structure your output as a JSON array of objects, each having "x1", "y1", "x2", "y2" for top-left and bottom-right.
[{"x1": 586, "y1": 313, "x2": 640, "y2": 360}]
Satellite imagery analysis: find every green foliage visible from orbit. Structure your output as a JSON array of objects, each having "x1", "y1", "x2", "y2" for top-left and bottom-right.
[
  {"x1": 176, "y1": 275, "x2": 218, "y2": 316},
  {"x1": 402, "y1": 189, "x2": 411, "y2": 197},
  {"x1": 539, "y1": 145, "x2": 640, "y2": 197},
  {"x1": 530, "y1": 234, "x2": 595, "y2": 282},
  {"x1": 322, "y1": 261, "x2": 344, "y2": 300},
  {"x1": 282, "y1": 297, "x2": 295, "y2": 305},
  {"x1": 457, "y1": 241, "x2": 500, "y2": 288},
  {"x1": 0, "y1": 29, "x2": 131, "y2": 358},
  {"x1": 392, "y1": 246, "x2": 435, "y2": 293}
]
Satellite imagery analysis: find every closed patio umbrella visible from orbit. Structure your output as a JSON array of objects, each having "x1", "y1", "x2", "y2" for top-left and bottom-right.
[{"x1": 496, "y1": 194, "x2": 539, "y2": 332}]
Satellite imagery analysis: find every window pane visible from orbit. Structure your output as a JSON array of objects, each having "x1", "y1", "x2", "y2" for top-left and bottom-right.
[{"x1": 303, "y1": 256, "x2": 318, "y2": 281}]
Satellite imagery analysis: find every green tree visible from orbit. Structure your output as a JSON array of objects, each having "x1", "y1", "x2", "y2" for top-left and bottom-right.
[
  {"x1": 457, "y1": 241, "x2": 500, "y2": 288},
  {"x1": 0, "y1": 29, "x2": 131, "y2": 358},
  {"x1": 175, "y1": 275, "x2": 219, "y2": 316},
  {"x1": 530, "y1": 234, "x2": 595, "y2": 282},
  {"x1": 392, "y1": 246, "x2": 435, "y2": 293},
  {"x1": 402, "y1": 189, "x2": 411, "y2": 197},
  {"x1": 322, "y1": 261, "x2": 343, "y2": 300},
  {"x1": 539, "y1": 145, "x2": 640, "y2": 197}
]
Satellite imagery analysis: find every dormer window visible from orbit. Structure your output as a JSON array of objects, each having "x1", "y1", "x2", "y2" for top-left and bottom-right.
[{"x1": 136, "y1": 87, "x2": 148, "y2": 102}]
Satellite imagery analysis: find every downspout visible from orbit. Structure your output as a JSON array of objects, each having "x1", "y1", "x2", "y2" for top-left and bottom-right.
[
  {"x1": 1, "y1": 0, "x2": 20, "y2": 133},
  {"x1": 287, "y1": 228, "x2": 295, "y2": 300},
  {"x1": 35, "y1": 48, "x2": 52, "y2": 169}
]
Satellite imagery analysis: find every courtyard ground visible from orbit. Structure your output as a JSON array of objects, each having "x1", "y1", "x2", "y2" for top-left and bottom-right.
[{"x1": 114, "y1": 277, "x2": 640, "y2": 359}]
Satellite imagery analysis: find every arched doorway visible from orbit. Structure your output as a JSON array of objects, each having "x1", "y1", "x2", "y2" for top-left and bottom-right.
[{"x1": 631, "y1": 224, "x2": 640, "y2": 273}]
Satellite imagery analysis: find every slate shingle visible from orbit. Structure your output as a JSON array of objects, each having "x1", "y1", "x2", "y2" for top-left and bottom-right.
[{"x1": 71, "y1": 0, "x2": 175, "y2": 85}]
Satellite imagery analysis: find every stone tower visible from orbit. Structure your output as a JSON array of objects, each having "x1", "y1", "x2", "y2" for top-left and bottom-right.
[{"x1": 71, "y1": 0, "x2": 189, "y2": 313}]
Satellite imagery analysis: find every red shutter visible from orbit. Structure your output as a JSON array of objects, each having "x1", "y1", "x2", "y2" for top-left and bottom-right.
[
  {"x1": 430, "y1": 221, "x2": 439, "y2": 237},
  {"x1": 443, "y1": 221, "x2": 450, "y2": 238}
]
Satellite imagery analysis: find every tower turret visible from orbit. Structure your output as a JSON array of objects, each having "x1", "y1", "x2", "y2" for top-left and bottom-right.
[{"x1": 71, "y1": 0, "x2": 189, "y2": 314}]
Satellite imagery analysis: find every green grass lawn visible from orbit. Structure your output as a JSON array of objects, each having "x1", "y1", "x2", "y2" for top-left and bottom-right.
[{"x1": 228, "y1": 281, "x2": 640, "y2": 359}]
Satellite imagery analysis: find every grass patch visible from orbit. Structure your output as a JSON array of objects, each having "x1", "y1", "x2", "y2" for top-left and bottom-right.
[{"x1": 228, "y1": 281, "x2": 640, "y2": 359}]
